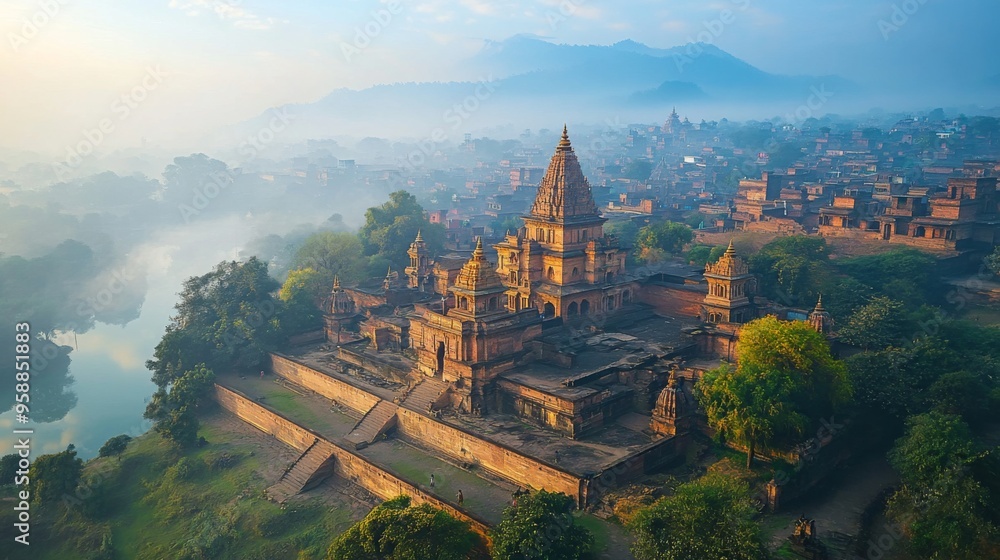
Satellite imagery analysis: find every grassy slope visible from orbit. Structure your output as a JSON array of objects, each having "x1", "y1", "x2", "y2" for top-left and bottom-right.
[{"x1": 2, "y1": 415, "x2": 360, "y2": 560}]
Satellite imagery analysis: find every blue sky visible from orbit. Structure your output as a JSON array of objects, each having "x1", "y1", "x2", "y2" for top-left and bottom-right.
[{"x1": 1, "y1": 0, "x2": 996, "y2": 154}]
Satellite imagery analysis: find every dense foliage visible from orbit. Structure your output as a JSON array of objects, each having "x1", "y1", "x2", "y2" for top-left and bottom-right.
[
  {"x1": 634, "y1": 221, "x2": 693, "y2": 263},
  {"x1": 491, "y1": 490, "x2": 594, "y2": 560},
  {"x1": 146, "y1": 257, "x2": 283, "y2": 389},
  {"x1": 696, "y1": 316, "x2": 851, "y2": 467},
  {"x1": 359, "y1": 190, "x2": 445, "y2": 269},
  {"x1": 327, "y1": 496, "x2": 483, "y2": 560},
  {"x1": 30, "y1": 445, "x2": 84, "y2": 505},
  {"x1": 885, "y1": 412, "x2": 1000, "y2": 559},
  {"x1": 629, "y1": 473, "x2": 767, "y2": 560},
  {"x1": 98, "y1": 435, "x2": 132, "y2": 461},
  {"x1": 144, "y1": 364, "x2": 216, "y2": 447}
]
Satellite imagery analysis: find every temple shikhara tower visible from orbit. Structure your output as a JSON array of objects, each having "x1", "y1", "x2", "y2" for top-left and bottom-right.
[
  {"x1": 495, "y1": 125, "x2": 634, "y2": 318},
  {"x1": 702, "y1": 240, "x2": 754, "y2": 324}
]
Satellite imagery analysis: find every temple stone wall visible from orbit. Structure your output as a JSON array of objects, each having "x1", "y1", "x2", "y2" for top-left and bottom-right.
[
  {"x1": 213, "y1": 384, "x2": 491, "y2": 536},
  {"x1": 394, "y1": 406, "x2": 585, "y2": 504},
  {"x1": 639, "y1": 283, "x2": 705, "y2": 318},
  {"x1": 270, "y1": 353, "x2": 380, "y2": 415}
]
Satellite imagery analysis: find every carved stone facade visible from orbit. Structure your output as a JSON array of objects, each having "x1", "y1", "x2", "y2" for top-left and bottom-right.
[
  {"x1": 494, "y1": 126, "x2": 636, "y2": 318},
  {"x1": 702, "y1": 241, "x2": 755, "y2": 324}
]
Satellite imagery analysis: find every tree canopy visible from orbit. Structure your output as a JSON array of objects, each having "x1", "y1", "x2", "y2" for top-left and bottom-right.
[
  {"x1": 146, "y1": 257, "x2": 282, "y2": 388},
  {"x1": 326, "y1": 496, "x2": 483, "y2": 560},
  {"x1": 837, "y1": 296, "x2": 907, "y2": 351},
  {"x1": 629, "y1": 473, "x2": 768, "y2": 560},
  {"x1": 30, "y1": 445, "x2": 83, "y2": 505},
  {"x1": 748, "y1": 235, "x2": 829, "y2": 306},
  {"x1": 885, "y1": 412, "x2": 999, "y2": 559},
  {"x1": 491, "y1": 490, "x2": 593, "y2": 560},
  {"x1": 144, "y1": 364, "x2": 216, "y2": 447},
  {"x1": 291, "y1": 231, "x2": 367, "y2": 288},
  {"x1": 634, "y1": 221, "x2": 693, "y2": 263},
  {"x1": 359, "y1": 190, "x2": 445, "y2": 269},
  {"x1": 696, "y1": 316, "x2": 850, "y2": 467},
  {"x1": 98, "y1": 435, "x2": 132, "y2": 461}
]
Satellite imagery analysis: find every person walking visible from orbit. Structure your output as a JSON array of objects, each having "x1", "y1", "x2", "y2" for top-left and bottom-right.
[
  {"x1": 430, "y1": 473, "x2": 435, "y2": 489},
  {"x1": 457, "y1": 490, "x2": 464, "y2": 506}
]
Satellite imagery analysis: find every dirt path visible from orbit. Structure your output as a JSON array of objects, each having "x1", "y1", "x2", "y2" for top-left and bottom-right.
[{"x1": 767, "y1": 451, "x2": 898, "y2": 550}]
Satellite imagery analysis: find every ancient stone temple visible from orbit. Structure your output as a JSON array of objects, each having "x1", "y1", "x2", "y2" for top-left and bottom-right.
[
  {"x1": 324, "y1": 275, "x2": 358, "y2": 343},
  {"x1": 408, "y1": 237, "x2": 543, "y2": 413},
  {"x1": 650, "y1": 372, "x2": 691, "y2": 437},
  {"x1": 494, "y1": 125, "x2": 634, "y2": 318},
  {"x1": 405, "y1": 230, "x2": 431, "y2": 291},
  {"x1": 702, "y1": 240, "x2": 755, "y2": 324},
  {"x1": 809, "y1": 295, "x2": 834, "y2": 334}
]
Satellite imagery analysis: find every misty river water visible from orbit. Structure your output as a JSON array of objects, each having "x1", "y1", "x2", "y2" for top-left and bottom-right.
[{"x1": 0, "y1": 218, "x2": 264, "y2": 460}]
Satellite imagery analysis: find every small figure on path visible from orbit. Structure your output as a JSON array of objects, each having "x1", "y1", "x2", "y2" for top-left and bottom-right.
[
  {"x1": 457, "y1": 490, "x2": 464, "y2": 506},
  {"x1": 554, "y1": 450, "x2": 560, "y2": 464},
  {"x1": 260, "y1": 370, "x2": 264, "y2": 379},
  {"x1": 430, "y1": 473, "x2": 435, "y2": 488}
]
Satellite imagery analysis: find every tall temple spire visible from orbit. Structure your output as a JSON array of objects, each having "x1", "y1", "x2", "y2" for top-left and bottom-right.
[
  {"x1": 472, "y1": 236, "x2": 484, "y2": 258},
  {"x1": 333, "y1": 275, "x2": 341, "y2": 291},
  {"x1": 529, "y1": 125, "x2": 599, "y2": 221}
]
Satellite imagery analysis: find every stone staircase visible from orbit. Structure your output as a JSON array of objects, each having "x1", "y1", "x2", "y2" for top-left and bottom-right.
[
  {"x1": 402, "y1": 377, "x2": 451, "y2": 412},
  {"x1": 345, "y1": 400, "x2": 398, "y2": 449},
  {"x1": 267, "y1": 438, "x2": 337, "y2": 502}
]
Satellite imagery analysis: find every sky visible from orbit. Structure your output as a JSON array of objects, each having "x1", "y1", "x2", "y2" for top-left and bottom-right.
[{"x1": 1, "y1": 0, "x2": 997, "y2": 156}]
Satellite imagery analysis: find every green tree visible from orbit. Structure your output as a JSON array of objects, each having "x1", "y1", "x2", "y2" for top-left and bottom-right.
[
  {"x1": 836, "y1": 248, "x2": 941, "y2": 308},
  {"x1": 278, "y1": 268, "x2": 325, "y2": 335},
  {"x1": 359, "y1": 190, "x2": 445, "y2": 268},
  {"x1": 629, "y1": 473, "x2": 767, "y2": 560},
  {"x1": 986, "y1": 245, "x2": 1000, "y2": 277},
  {"x1": 0, "y1": 454, "x2": 18, "y2": 486},
  {"x1": 491, "y1": 490, "x2": 593, "y2": 560},
  {"x1": 886, "y1": 412, "x2": 999, "y2": 559},
  {"x1": 30, "y1": 444, "x2": 83, "y2": 504},
  {"x1": 696, "y1": 317, "x2": 851, "y2": 467},
  {"x1": 291, "y1": 231, "x2": 367, "y2": 287},
  {"x1": 634, "y1": 221, "x2": 693, "y2": 262},
  {"x1": 144, "y1": 364, "x2": 216, "y2": 447},
  {"x1": 326, "y1": 496, "x2": 482, "y2": 560},
  {"x1": 837, "y1": 296, "x2": 907, "y2": 350},
  {"x1": 98, "y1": 434, "x2": 132, "y2": 461},
  {"x1": 146, "y1": 257, "x2": 283, "y2": 389},
  {"x1": 748, "y1": 236, "x2": 829, "y2": 306}
]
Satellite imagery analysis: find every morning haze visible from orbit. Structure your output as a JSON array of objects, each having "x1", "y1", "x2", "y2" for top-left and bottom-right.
[{"x1": 1, "y1": 1, "x2": 999, "y2": 559}]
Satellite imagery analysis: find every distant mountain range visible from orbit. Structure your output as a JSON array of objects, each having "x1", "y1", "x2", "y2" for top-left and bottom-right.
[{"x1": 224, "y1": 36, "x2": 859, "y2": 146}]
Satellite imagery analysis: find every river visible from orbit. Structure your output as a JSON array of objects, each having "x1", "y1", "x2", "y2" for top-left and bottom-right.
[{"x1": 0, "y1": 217, "x2": 260, "y2": 460}]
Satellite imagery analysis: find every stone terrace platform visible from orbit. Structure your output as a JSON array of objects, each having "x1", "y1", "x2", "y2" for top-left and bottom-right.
[{"x1": 217, "y1": 371, "x2": 515, "y2": 524}]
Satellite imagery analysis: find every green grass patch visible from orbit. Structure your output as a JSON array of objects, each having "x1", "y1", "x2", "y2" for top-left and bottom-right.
[
  {"x1": 575, "y1": 513, "x2": 611, "y2": 553},
  {"x1": 5, "y1": 413, "x2": 365, "y2": 560}
]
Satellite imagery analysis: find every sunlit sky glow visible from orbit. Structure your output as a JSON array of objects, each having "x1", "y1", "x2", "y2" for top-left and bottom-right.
[{"x1": 1, "y1": 0, "x2": 996, "y2": 154}]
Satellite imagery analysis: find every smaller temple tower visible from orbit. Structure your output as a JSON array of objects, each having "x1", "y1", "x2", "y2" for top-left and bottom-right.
[
  {"x1": 649, "y1": 371, "x2": 690, "y2": 437},
  {"x1": 406, "y1": 230, "x2": 431, "y2": 291},
  {"x1": 450, "y1": 237, "x2": 507, "y2": 319},
  {"x1": 703, "y1": 241, "x2": 754, "y2": 324},
  {"x1": 325, "y1": 275, "x2": 357, "y2": 343},
  {"x1": 809, "y1": 295, "x2": 834, "y2": 334}
]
